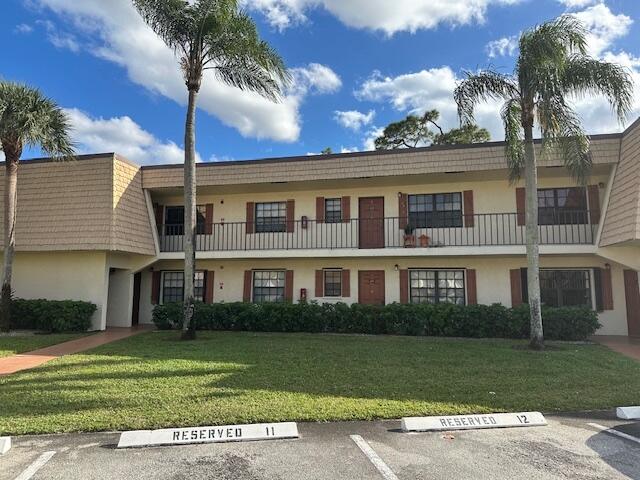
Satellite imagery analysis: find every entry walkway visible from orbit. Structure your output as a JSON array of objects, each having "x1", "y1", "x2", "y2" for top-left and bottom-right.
[
  {"x1": 592, "y1": 335, "x2": 640, "y2": 362},
  {"x1": 0, "y1": 326, "x2": 151, "y2": 376}
]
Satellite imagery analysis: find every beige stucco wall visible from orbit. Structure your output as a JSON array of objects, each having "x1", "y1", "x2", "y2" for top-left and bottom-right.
[
  {"x1": 140, "y1": 254, "x2": 628, "y2": 336},
  {"x1": 6, "y1": 251, "x2": 109, "y2": 330},
  {"x1": 154, "y1": 173, "x2": 610, "y2": 224}
]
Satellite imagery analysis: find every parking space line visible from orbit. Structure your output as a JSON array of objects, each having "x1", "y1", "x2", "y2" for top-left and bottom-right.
[
  {"x1": 14, "y1": 451, "x2": 56, "y2": 480},
  {"x1": 349, "y1": 435, "x2": 399, "y2": 480},
  {"x1": 588, "y1": 423, "x2": 640, "y2": 446}
]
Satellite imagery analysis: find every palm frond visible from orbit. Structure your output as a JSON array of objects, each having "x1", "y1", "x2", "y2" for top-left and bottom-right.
[
  {"x1": 0, "y1": 81, "x2": 75, "y2": 160},
  {"x1": 537, "y1": 97, "x2": 591, "y2": 183},
  {"x1": 501, "y1": 98, "x2": 525, "y2": 183},
  {"x1": 205, "y1": 10, "x2": 290, "y2": 98},
  {"x1": 132, "y1": 0, "x2": 193, "y2": 52},
  {"x1": 454, "y1": 71, "x2": 519, "y2": 125},
  {"x1": 562, "y1": 55, "x2": 634, "y2": 122}
]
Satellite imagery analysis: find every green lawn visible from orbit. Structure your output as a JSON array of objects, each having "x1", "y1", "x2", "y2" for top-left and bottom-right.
[
  {"x1": 0, "y1": 334, "x2": 88, "y2": 358},
  {"x1": 0, "y1": 331, "x2": 638, "y2": 435}
]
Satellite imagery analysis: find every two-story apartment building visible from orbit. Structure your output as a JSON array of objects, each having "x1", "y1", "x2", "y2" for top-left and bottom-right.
[{"x1": 1, "y1": 119, "x2": 639, "y2": 336}]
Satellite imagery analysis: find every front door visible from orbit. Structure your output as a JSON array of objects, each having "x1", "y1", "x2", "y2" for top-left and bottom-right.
[
  {"x1": 358, "y1": 270, "x2": 385, "y2": 305},
  {"x1": 624, "y1": 269, "x2": 640, "y2": 337},
  {"x1": 359, "y1": 197, "x2": 384, "y2": 249},
  {"x1": 131, "y1": 272, "x2": 141, "y2": 326}
]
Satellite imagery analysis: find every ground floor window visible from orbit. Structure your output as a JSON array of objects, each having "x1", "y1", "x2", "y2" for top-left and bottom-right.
[
  {"x1": 324, "y1": 269, "x2": 342, "y2": 297},
  {"x1": 253, "y1": 270, "x2": 286, "y2": 303},
  {"x1": 410, "y1": 269, "x2": 465, "y2": 305},
  {"x1": 161, "y1": 271, "x2": 204, "y2": 303},
  {"x1": 540, "y1": 269, "x2": 591, "y2": 307}
]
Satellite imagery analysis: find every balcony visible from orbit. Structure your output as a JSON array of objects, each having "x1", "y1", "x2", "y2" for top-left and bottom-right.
[{"x1": 158, "y1": 211, "x2": 597, "y2": 253}]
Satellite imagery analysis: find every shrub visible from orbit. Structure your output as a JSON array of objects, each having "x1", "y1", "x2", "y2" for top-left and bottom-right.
[
  {"x1": 11, "y1": 299, "x2": 96, "y2": 332},
  {"x1": 152, "y1": 301, "x2": 601, "y2": 341}
]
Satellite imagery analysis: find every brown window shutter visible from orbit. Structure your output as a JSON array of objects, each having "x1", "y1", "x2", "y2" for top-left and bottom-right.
[
  {"x1": 204, "y1": 270, "x2": 215, "y2": 304},
  {"x1": 204, "y1": 203, "x2": 214, "y2": 235},
  {"x1": 243, "y1": 270, "x2": 252, "y2": 302},
  {"x1": 285, "y1": 270, "x2": 294, "y2": 302},
  {"x1": 286, "y1": 200, "x2": 295, "y2": 233},
  {"x1": 601, "y1": 267, "x2": 614, "y2": 310},
  {"x1": 399, "y1": 193, "x2": 408, "y2": 229},
  {"x1": 510, "y1": 269, "x2": 523, "y2": 307},
  {"x1": 466, "y1": 269, "x2": 477, "y2": 305},
  {"x1": 151, "y1": 271, "x2": 162, "y2": 304},
  {"x1": 153, "y1": 203, "x2": 164, "y2": 233},
  {"x1": 342, "y1": 196, "x2": 351, "y2": 223},
  {"x1": 246, "y1": 202, "x2": 255, "y2": 234},
  {"x1": 463, "y1": 190, "x2": 474, "y2": 227},
  {"x1": 624, "y1": 270, "x2": 640, "y2": 334},
  {"x1": 399, "y1": 269, "x2": 409, "y2": 304},
  {"x1": 315, "y1": 270, "x2": 324, "y2": 297},
  {"x1": 342, "y1": 269, "x2": 350, "y2": 297},
  {"x1": 516, "y1": 188, "x2": 526, "y2": 226},
  {"x1": 316, "y1": 197, "x2": 325, "y2": 223},
  {"x1": 587, "y1": 185, "x2": 600, "y2": 225}
]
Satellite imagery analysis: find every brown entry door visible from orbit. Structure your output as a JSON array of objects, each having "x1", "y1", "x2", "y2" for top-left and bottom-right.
[
  {"x1": 131, "y1": 272, "x2": 141, "y2": 326},
  {"x1": 359, "y1": 197, "x2": 384, "y2": 248},
  {"x1": 624, "y1": 270, "x2": 640, "y2": 337},
  {"x1": 358, "y1": 270, "x2": 385, "y2": 305}
]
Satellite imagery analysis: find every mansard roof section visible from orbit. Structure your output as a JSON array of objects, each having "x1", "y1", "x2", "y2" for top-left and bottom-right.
[
  {"x1": 600, "y1": 118, "x2": 640, "y2": 247},
  {"x1": 141, "y1": 134, "x2": 623, "y2": 189},
  {"x1": 0, "y1": 153, "x2": 155, "y2": 255}
]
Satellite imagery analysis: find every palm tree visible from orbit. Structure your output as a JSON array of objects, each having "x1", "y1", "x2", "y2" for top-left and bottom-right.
[
  {"x1": 0, "y1": 82, "x2": 75, "y2": 332},
  {"x1": 133, "y1": 0, "x2": 289, "y2": 339},
  {"x1": 454, "y1": 16, "x2": 633, "y2": 350}
]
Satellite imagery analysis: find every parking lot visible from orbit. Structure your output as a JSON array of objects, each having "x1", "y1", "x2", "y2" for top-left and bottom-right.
[{"x1": 1, "y1": 412, "x2": 639, "y2": 480}]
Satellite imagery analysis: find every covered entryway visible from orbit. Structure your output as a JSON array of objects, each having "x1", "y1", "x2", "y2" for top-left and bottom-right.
[
  {"x1": 624, "y1": 269, "x2": 640, "y2": 337},
  {"x1": 358, "y1": 270, "x2": 385, "y2": 305},
  {"x1": 359, "y1": 197, "x2": 384, "y2": 249}
]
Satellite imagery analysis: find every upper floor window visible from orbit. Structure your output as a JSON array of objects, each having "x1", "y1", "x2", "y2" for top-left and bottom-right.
[
  {"x1": 408, "y1": 193, "x2": 462, "y2": 228},
  {"x1": 253, "y1": 270, "x2": 285, "y2": 302},
  {"x1": 540, "y1": 269, "x2": 591, "y2": 307},
  {"x1": 410, "y1": 269, "x2": 465, "y2": 305},
  {"x1": 325, "y1": 198, "x2": 342, "y2": 223},
  {"x1": 537, "y1": 188, "x2": 588, "y2": 225},
  {"x1": 164, "y1": 205, "x2": 206, "y2": 235},
  {"x1": 161, "y1": 271, "x2": 204, "y2": 304},
  {"x1": 323, "y1": 269, "x2": 342, "y2": 297},
  {"x1": 256, "y1": 202, "x2": 287, "y2": 233}
]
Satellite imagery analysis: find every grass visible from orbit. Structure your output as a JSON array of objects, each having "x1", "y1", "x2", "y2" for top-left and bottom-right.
[
  {"x1": 0, "y1": 331, "x2": 638, "y2": 435},
  {"x1": 0, "y1": 333, "x2": 89, "y2": 358}
]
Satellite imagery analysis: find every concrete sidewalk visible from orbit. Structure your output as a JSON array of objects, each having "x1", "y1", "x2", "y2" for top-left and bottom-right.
[
  {"x1": 0, "y1": 326, "x2": 151, "y2": 376},
  {"x1": 593, "y1": 335, "x2": 640, "y2": 362}
]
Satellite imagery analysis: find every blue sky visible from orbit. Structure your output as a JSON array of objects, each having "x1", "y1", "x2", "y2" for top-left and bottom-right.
[{"x1": 2, "y1": 0, "x2": 640, "y2": 165}]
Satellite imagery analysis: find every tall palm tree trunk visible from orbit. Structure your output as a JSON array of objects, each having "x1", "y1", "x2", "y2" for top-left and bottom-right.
[
  {"x1": 182, "y1": 87, "x2": 198, "y2": 340},
  {"x1": 523, "y1": 122, "x2": 544, "y2": 350},
  {"x1": 1, "y1": 155, "x2": 18, "y2": 332}
]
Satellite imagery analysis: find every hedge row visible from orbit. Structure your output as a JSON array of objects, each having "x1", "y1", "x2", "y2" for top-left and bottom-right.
[
  {"x1": 11, "y1": 299, "x2": 96, "y2": 332},
  {"x1": 153, "y1": 301, "x2": 600, "y2": 341}
]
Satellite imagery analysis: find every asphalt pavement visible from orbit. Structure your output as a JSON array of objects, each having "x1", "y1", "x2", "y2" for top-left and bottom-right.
[{"x1": 1, "y1": 411, "x2": 639, "y2": 479}]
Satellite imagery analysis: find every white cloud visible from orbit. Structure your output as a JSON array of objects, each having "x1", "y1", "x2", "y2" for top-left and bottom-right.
[
  {"x1": 334, "y1": 110, "x2": 375, "y2": 131},
  {"x1": 64, "y1": 108, "x2": 199, "y2": 165},
  {"x1": 355, "y1": 68, "x2": 508, "y2": 142},
  {"x1": 243, "y1": 0, "x2": 522, "y2": 35},
  {"x1": 571, "y1": 3, "x2": 632, "y2": 57},
  {"x1": 363, "y1": 126, "x2": 385, "y2": 151},
  {"x1": 486, "y1": 35, "x2": 518, "y2": 58},
  {"x1": 36, "y1": 19, "x2": 80, "y2": 52},
  {"x1": 31, "y1": 0, "x2": 339, "y2": 143},
  {"x1": 557, "y1": 0, "x2": 599, "y2": 9},
  {"x1": 14, "y1": 23, "x2": 34, "y2": 34},
  {"x1": 289, "y1": 63, "x2": 342, "y2": 95}
]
